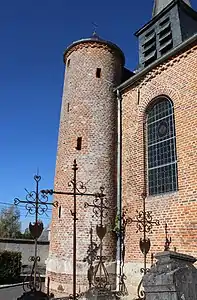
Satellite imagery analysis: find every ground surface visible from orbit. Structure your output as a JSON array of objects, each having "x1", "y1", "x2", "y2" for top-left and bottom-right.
[
  {"x1": 0, "y1": 285, "x2": 24, "y2": 300},
  {"x1": 0, "y1": 284, "x2": 45, "y2": 300}
]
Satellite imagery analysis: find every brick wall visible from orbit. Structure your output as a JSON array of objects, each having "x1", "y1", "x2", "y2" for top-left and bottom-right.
[
  {"x1": 47, "y1": 40, "x2": 124, "y2": 296},
  {"x1": 121, "y1": 43, "x2": 197, "y2": 297}
]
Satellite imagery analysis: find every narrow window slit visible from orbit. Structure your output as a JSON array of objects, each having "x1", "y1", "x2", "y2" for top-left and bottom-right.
[
  {"x1": 59, "y1": 206, "x2": 61, "y2": 218},
  {"x1": 96, "y1": 68, "x2": 101, "y2": 78},
  {"x1": 76, "y1": 137, "x2": 82, "y2": 150}
]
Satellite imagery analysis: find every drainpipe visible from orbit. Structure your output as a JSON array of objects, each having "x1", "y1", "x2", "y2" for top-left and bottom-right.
[{"x1": 116, "y1": 89, "x2": 122, "y2": 291}]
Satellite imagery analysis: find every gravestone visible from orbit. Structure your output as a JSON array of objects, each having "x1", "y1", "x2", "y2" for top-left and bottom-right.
[{"x1": 143, "y1": 251, "x2": 197, "y2": 300}]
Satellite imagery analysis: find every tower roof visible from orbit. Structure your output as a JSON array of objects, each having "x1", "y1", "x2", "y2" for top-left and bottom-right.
[
  {"x1": 63, "y1": 33, "x2": 125, "y2": 65},
  {"x1": 152, "y1": 0, "x2": 191, "y2": 17}
]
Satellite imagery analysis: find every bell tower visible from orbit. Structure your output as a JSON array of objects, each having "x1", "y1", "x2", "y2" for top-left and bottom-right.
[{"x1": 136, "y1": 0, "x2": 197, "y2": 69}]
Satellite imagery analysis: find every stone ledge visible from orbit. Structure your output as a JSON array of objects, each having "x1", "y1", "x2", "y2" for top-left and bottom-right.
[{"x1": 155, "y1": 251, "x2": 197, "y2": 263}]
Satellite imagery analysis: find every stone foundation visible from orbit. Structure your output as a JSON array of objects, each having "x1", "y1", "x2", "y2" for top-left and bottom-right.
[{"x1": 45, "y1": 255, "x2": 117, "y2": 297}]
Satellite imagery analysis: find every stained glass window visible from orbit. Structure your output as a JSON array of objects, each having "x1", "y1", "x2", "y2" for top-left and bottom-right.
[{"x1": 147, "y1": 97, "x2": 178, "y2": 195}]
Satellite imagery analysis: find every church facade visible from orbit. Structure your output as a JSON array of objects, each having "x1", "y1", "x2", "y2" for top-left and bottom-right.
[{"x1": 46, "y1": 0, "x2": 197, "y2": 298}]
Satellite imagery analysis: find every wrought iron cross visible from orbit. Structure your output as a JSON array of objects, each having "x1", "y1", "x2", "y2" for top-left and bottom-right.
[
  {"x1": 41, "y1": 159, "x2": 104, "y2": 300},
  {"x1": 14, "y1": 175, "x2": 58, "y2": 293},
  {"x1": 84, "y1": 187, "x2": 111, "y2": 289},
  {"x1": 129, "y1": 193, "x2": 159, "y2": 273},
  {"x1": 123, "y1": 192, "x2": 159, "y2": 300},
  {"x1": 92, "y1": 22, "x2": 98, "y2": 36}
]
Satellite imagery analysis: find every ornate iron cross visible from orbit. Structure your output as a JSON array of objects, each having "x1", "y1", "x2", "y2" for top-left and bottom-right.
[
  {"x1": 84, "y1": 187, "x2": 111, "y2": 289},
  {"x1": 41, "y1": 159, "x2": 104, "y2": 300},
  {"x1": 122, "y1": 192, "x2": 159, "y2": 300},
  {"x1": 14, "y1": 174, "x2": 58, "y2": 293},
  {"x1": 92, "y1": 22, "x2": 98, "y2": 36}
]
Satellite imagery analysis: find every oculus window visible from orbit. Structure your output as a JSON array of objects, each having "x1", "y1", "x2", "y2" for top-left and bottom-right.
[{"x1": 147, "y1": 97, "x2": 178, "y2": 195}]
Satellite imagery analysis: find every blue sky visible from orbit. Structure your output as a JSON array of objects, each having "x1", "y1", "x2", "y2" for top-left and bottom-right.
[{"x1": 0, "y1": 0, "x2": 196, "y2": 231}]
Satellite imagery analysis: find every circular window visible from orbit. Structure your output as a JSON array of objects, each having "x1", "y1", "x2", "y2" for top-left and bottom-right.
[{"x1": 157, "y1": 120, "x2": 168, "y2": 138}]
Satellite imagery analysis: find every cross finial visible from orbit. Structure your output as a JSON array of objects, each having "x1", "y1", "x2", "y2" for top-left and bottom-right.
[{"x1": 92, "y1": 22, "x2": 98, "y2": 36}]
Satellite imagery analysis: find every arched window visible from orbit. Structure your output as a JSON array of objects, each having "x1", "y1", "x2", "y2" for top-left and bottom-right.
[{"x1": 146, "y1": 96, "x2": 178, "y2": 195}]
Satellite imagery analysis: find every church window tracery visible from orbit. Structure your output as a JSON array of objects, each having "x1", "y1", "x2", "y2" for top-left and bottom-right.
[{"x1": 146, "y1": 96, "x2": 178, "y2": 195}]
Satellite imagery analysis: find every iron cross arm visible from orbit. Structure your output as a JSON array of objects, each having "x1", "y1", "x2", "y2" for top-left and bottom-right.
[
  {"x1": 129, "y1": 218, "x2": 159, "y2": 225},
  {"x1": 14, "y1": 197, "x2": 58, "y2": 208},
  {"x1": 131, "y1": 216, "x2": 159, "y2": 234},
  {"x1": 149, "y1": 219, "x2": 160, "y2": 226},
  {"x1": 14, "y1": 197, "x2": 57, "y2": 207},
  {"x1": 84, "y1": 202, "x2": 109, "y2": 210},
  {"x1": 41, "y1": 189, "x2": 105, "y2": 198},
  {"x1": 127, "y1": 217, "x2": 159, "y2": 226}
]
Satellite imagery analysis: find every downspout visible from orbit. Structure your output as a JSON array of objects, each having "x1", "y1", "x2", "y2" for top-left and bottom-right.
[{"x1": 116, "y1": 89, "x2": 122, "y2": 291}]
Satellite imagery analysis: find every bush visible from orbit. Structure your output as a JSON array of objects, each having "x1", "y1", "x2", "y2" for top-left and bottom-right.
[{"x1": 0, "y1": 250, "x2": 22, "y2": 284}]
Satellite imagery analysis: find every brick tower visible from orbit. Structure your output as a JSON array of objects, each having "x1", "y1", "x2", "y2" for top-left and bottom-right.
[{"x1": 46, "y1": 34, "x2": 125, "y2": 296}]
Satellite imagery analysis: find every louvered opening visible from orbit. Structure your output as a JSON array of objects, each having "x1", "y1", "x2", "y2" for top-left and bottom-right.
[
  {"x1": 160, "y1": 17, "x2": 170, "y2": 27},
  {"x1": 158, "y1": 18, "x2": 173, "y2": 55},
  {"x1": 160, "y1": 40, "x2": 173, "y2": 55},
  {"x1": 143, "y1": 43, "x2": 157, "y2": 56},
  {"x1": 159, "y1": 23, "x2": 171, "y2": 38},
  {"x1": 143, "y1": 33, "x2": 156, "y2": 48},
  {"x1": 145, "y1": 28, "x2": 155, "y2": 38},
  {"x1": 144, "y1": 51, "x2": 157, "y2": 67},
  {"x1": 143, "y1": 28, "x2": 157, "y2": 67},
  {"x1": 159, "y1": 31, "x2": 172, "y2": 44}
]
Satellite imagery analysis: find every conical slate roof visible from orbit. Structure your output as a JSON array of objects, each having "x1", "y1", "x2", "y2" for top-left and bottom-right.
[
  {"x1": 64, "y1": 32, "x2": 125, "y2": 65},
  {"x1": 152, "y1": 0, "x2": 191, "y2": 17}
]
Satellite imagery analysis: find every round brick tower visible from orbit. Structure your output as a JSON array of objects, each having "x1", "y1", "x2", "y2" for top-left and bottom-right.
[{"x1": 46, "y1": 34, "x2": 125, "y2": 297}]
